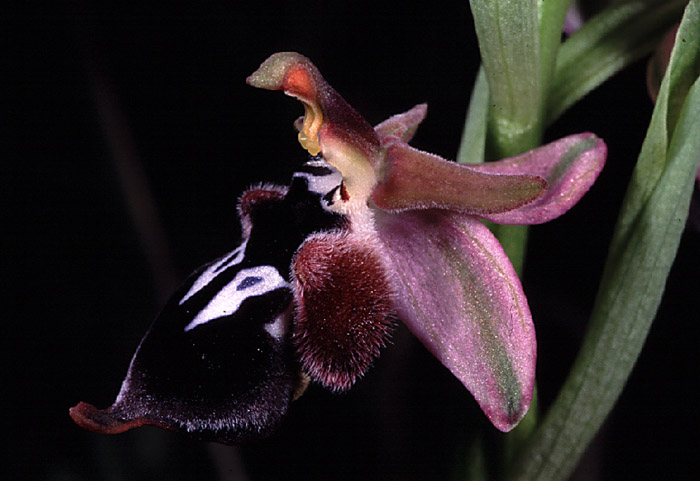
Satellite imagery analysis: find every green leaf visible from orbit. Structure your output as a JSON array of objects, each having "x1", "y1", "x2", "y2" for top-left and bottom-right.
[
  {"x1": 508, "y1": 2, "x2": 700, "y2": 480},
  {"x1": 614, "y1": 0, "x2": 700, "y2": 247},
  {"x1": 458, "y1": 66, "x2": 489, "y2": 165},
  {"x1": 537, "y1": 0, "x2": 574, "y2": 117},
  {"x1": 469, "y1": 0, "x2": 542, "y2": 158},
  {"x1": 546, "y1": 0, "x2": 688, "y2": 124},
  {"x1": 467, "y1": 0, "x2": 571, "y2": 157}
]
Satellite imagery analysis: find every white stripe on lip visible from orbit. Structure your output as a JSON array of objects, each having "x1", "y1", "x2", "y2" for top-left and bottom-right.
[
  {"x1": 179, "y1": 238, "x2": 249, "y2": 305},
  {"x1": 184, "y1": 264, "x2": 289, "y2": 332}
]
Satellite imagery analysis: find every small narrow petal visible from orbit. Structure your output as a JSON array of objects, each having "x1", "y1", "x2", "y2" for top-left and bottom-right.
[
  {"x1": 469, "y1": 133, "x2": 606, "y2": 224},
  {"x1": 375, "y1": 210, "x2": 536, "y2": 432},
  {"x1": 371, "y1": 142, "x2": 546, "y2": 214},
  {"x1": 374, "y1": 103, "x2": 428, "y2": 146}
]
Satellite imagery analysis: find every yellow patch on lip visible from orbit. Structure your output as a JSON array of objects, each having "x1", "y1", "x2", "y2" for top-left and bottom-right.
[
  {"x1": 281, "y1": 64, "x2": 324, "y2": 156},
  {"x1": 297, "y1": 101, "x2": 322, "y2": 156}
]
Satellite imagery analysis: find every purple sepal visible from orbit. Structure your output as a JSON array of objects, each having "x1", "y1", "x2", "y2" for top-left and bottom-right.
[
  {"x1": 471, "y1": 133, "x2": 606, "y2": 224},
  {"x1": 375, "y1": 209, "x2": 536, "y2": 432}
]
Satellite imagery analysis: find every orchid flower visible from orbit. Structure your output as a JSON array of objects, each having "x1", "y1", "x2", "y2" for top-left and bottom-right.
[
  {"x1": 563, "y1": 0, "x2": 585, "y2": 36},
  {"x1": 70, "y1": 52, "x2": 606, "y2": 444}
]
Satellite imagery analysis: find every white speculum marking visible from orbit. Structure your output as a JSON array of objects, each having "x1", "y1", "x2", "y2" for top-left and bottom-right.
[
  {"x1": 293, "y1": 161, "x2": 343, "y2": 197},
  {"x1": 184, "y1": 265, "x2": 290, "y2": 332},
  {"x1": 179, "y1": 238, "x2": 249, "y2": 305},
  {"x1": 264, "y1": 310, "x2": 290, "y2": 340}
]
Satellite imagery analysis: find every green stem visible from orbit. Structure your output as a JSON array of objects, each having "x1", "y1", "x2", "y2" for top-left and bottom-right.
[{"x1": 489, "y1": 224, "x2": 529, "y2": 277}]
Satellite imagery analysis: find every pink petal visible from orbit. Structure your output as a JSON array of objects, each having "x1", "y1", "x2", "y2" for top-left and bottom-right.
[
  {"x1": 374, "y1": 103, "x2": 428, "y2": 146},
  {"x1": 375, "y1": 209, "x2": 536, "y2": 431},
  {"x1": 470, "y1": 133, "x2": 606, "y2": 224},
  {"x1": 371, "y1": 142, "x2": 546, "y2": 214}
]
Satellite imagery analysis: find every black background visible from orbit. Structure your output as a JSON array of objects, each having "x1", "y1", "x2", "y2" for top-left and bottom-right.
[{"x1": 5, "y1": 3, "x2": 699, "y2": 480}]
